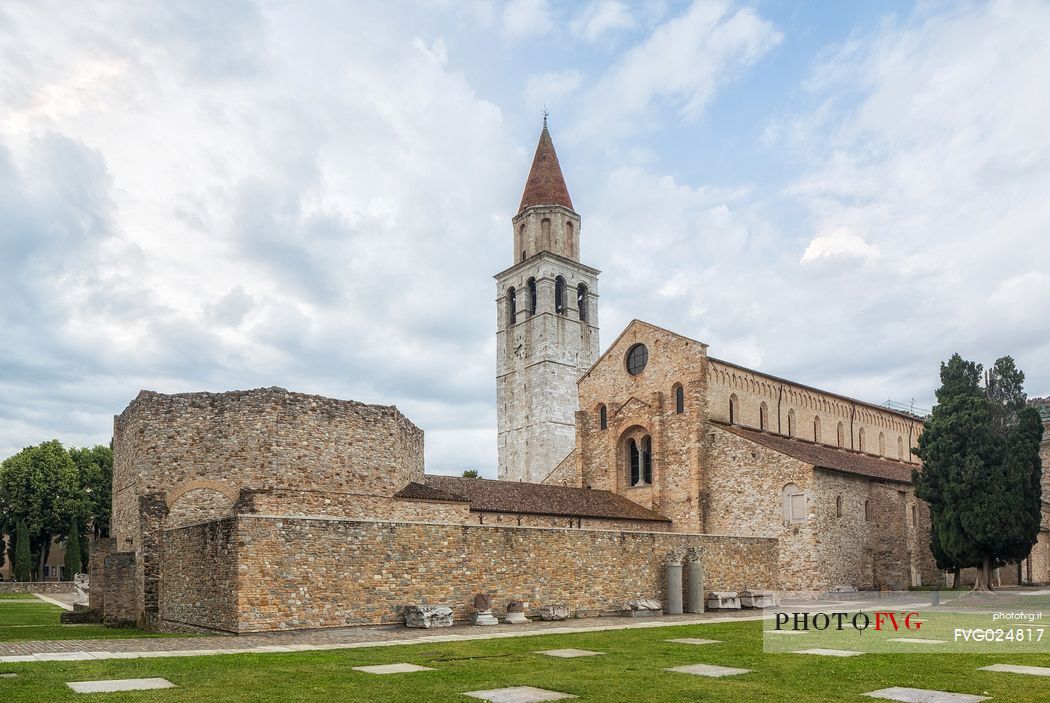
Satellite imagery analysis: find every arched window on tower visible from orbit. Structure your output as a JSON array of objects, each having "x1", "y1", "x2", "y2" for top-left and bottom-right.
[
  {"x1": 836, "y1": 421, "x2": 844, "y2": 447},
  {"x1": 507, "y1": 287, "x2": 516, "y2": 325},
  {"x1": 878, "y1": 431, "x2": 885, "y2": 456},
  {"x1": 577, "y1": 283, "x2": 588, "y2": 321},
  {"x1": 814, "y1": 416, "x2": 822, "y2": 443},
  {"x1": 787, "y1": 409, "x2": 796, "y2": 437},
  {"x1": 555, "y1": 276, "x2": 566, "y2": 314},
  {"x1": 566, "y1": 220, "x2": 574, "y2": 248},
  {"x1": 541, "y1": 218, "x2": 551, "y2": 248},
  {"x1": 674, "y1": 384, "x2": 684, "y2": 414},
  {"x1": 729, "y1": 394, "x2": 739, "y2": 424},
  {"x1": 599, "y1": 404, "x2": 607, "y2": 430},
  {"x1": 521, "y1": 250, "x2": 527, "y2": 262},
  {"x1": 835, "y1": 494, "x2": 842, "y2": 518},
  {"x1": 527, "y1": 277, "x2": 537, "y2": 315},
  {"x1": 759, "y1": 402, "x2": 769, "y2": 431}
]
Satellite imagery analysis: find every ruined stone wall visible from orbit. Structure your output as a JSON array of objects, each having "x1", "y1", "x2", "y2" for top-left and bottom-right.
[
  {"x1": 707, "y1": 360, "x2": 922, "y2": 463},
  {"x1": 467, "y1": 512, "x2": 670, "y2": 532},
  {"x1": 235, "y1": 489, "x2": 472, "y2": 524},
  {"x1": 102, "y1": 552, "x2": 137, "y2": 626},
  {"x1": 0, "y1": 582, "x2": 75, "y2": 594},
  {"x1": 166, "y1": 516, "x2": 776, "y2": 633},
  {"x1": 576, "y1": 322, "x2": 709, "y2": 532},
  {"x1": 160, "y1": 519, "x2": 239, "y2": 632}
]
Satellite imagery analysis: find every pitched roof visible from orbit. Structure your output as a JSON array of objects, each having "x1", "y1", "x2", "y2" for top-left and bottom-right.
[
  {"x1": 406, "y1": 475, "x2": 671, "y2": 522},
  {"x1": 713, "y1": 421, "x2": 917, "y2": 484},
  {"x1": 518, "y1": 125, "x2": 574, "y2": 213}
]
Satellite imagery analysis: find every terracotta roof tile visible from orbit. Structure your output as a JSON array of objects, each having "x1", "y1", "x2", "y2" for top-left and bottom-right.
[
  {"x1": 418, "y1": 475, "x2": 671, "y2": 522},
  {"x1": 714, "y1": 421, "x2": 917, "y2": 484},
  {"x1": 518, "y1": 126, "x2": 574, "y2": 213},
  {"x1": 395, "y1": 481, "x2": 468, "y2": 502}
]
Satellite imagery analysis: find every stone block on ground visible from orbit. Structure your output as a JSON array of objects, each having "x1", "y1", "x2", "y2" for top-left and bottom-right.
[
  {"x1": 538, "y1": 605, "x2": 570, "y2": 621},
  {"x1": 705, "y1": 591, "x2": 741, "y2": 610},
  {"x1": 665, "y1": 663, "x2": 751, "y2": 677},
  {"x1": 536, "y1": 649, "x2": 602, "y2": 658},
  {"x1": 623, "y1": 598, "x2": 661, "y2": 617},
  {"x1": 862, "y1": 687, "x2": 989, "y2": 703},
  {"x1": 463, "y1": 686, "x2": 576, "y2": 702},
  {"x1": 351, "y1": 663, "x2": 434, "y2": 674},
  {"x1": 505, "y1": 600, "x2": 531, "y2": 624},
  {"x1": 978, "y1": 664, "x2": 1050, "y2": 676},
  {"x1": 739, "y1": 589, "x2": 776, "y2": 608},
  {"x1": 403, "y1": 605, "x2": 453, "y2": 629},
  {"x1": 67, "y1": 678, "x2": 175, "y2": 694}
]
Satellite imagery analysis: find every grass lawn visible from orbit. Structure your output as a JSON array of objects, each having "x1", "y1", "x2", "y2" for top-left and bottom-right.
[
  {"x1": 1, "y1": 620, "x2": 1048, "y2": 702},
  {"x1": 0, "y1": 594, "x2": 43, "y2": 600},
  {"x1": 0, "y1": 601, "x2": 180, "y2": 642}
]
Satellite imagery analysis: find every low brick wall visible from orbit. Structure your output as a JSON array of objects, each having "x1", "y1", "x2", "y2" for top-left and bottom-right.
[
  {"x1": 162, "y1": 515, "x2": 777, "y2": 633},
  {"x1": 0, "y1": 582, "x2": 75, "y2": 594}
]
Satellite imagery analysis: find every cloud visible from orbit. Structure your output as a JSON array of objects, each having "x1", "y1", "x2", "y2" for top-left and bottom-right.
[
  {"x1": 501, "y1": 0, "x2": 553, "y2": 39},
  {"x1": 524, "y1": 69, "x2": 583, "y2": 113},
  {"x1": 573, "y1": 0, "x2": 782, "y2": 137},
  {"x1": 801, "y1": 227, "x2": 880, "y2": 264},
  {"x1": 571, "y1": 1, "x2": 635, "y2": 42}
]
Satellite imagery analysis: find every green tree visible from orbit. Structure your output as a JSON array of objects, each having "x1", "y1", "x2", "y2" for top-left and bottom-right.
[
  {"x1": 462, "y1": 469, "x2": 480, "y2": 478},
  {"x1": 13, "y1": 520, "x2": 32, "y2": 582},
  {"x1": 63, "y1": 522, "x2": 82, "y2": 579},
  {"x1": 914, "y1": 354, "x2": 1043, "y2": 590},
  {"x1": 0, "y1": 440, "x2": 87, "y2": 580},
  {"x1": 69, "y1": 445, "x2": 113, "y2": 539}
]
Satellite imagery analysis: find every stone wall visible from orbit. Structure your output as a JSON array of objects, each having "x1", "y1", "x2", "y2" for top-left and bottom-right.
[
  {"x1": 102, "y1": 552, "x2": 137, "y2": 626},
  {"x1": 236, "y1": 489, "x2": 471, "y2": 524},
  {"x1": 161, "y1": 515, "x2": 777, "y2": 633},
  {"x1": 541, "y1": 449, "x2": 581, "y2": 487},
  {"x1": 160, "y1": 519, "x2": 239, "y2": 631},
  {"x1": 0, "y1": 582, "x2": 75, "y2": 594}
]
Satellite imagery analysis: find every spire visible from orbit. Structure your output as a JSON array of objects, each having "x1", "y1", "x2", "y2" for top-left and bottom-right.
[{"x1": 518, "y1": 119, "x2": 574, "y2": 214}]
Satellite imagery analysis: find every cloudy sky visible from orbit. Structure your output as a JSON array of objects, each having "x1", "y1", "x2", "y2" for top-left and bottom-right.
[{"x1": 2, "y1": 0, "x2": 1048, "y2": 474}]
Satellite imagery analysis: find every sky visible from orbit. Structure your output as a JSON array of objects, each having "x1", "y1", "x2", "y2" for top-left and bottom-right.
[{"x1": 1, "y1": 0, "x2": 1048, "y2": 475}]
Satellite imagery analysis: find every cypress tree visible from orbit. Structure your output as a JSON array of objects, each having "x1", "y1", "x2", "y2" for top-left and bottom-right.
[
  {"x1": 13, "y1": 520, "x2": 32, "y2": 582},
  {"x1": 63, "y1": 523, "x2": 82, "y2": 579}
]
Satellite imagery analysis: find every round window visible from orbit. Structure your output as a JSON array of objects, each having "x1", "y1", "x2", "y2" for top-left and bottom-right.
[{"x1": 625, "y1": 343, "x2": 648, "y2": 375}]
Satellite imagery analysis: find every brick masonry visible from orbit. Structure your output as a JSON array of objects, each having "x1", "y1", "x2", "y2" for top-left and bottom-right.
[{"x1": 161, "y1": 516, "x2": 775, "y2": 633}]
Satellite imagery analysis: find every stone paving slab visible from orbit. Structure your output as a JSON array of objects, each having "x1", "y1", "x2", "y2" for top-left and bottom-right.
[
  {"x1": 863, "y1": 687, "x2": 989, "y2": 703},
  {"x1": 886, "y1": 638, "x2": 947, "y2": 644},
  {"x1": 793, "y1": 648, "x2": 864, "y2": 657},
  {"x1": 666, "y1": 638, "x2": 721, "y2": 645},
  {"x1": 535, "y1": 648, "x2": 603, "y2": 658},
  {"x1": 664, "y1": 663, "x2": 752, "y2": 677},
  {"x1": 67, "y1": 678, "x2": 175, "y2": 694},
  {"x1": 1, "y1": 673, "x2": 17, "y2": 678},
  {"x1": 463, "y1": 686, "x2": 576, "y2": 702},
  {"x1": 351, "y1": 663, "x2": 435, "y2": 674},
  {"x1": 979, "y1": 663, "x2": 1050, "y2": 676}
]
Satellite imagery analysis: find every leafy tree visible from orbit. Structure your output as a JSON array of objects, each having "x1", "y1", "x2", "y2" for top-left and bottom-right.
[
  {"x1": 0, "y1": 441, "x2": 87, "y2": 580},
  {"x1": 462, "y1": 469, "x2": 480, "y2": 478},
  {"x1": 13, "y1": 520, "x2": 32, "y2": 582},
  {"x1": 63, "y1": 522, "x2": 82, "y2": 579},
  {"x1": 914, "y1": 354, "x2": 1043, "y2": 590},
  {"x1": 69, "y1": 445, "x2": 113, "y2": 539}
]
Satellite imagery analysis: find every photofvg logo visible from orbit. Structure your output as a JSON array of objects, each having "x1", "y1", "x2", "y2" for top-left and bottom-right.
[{"x1": 775, "y1": 611, "x2": 923, "y2": 633}]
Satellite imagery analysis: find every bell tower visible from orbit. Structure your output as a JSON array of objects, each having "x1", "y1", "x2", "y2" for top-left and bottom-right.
[{"x1": 495, "y1": 119, "x2": 600, "y2": 483}]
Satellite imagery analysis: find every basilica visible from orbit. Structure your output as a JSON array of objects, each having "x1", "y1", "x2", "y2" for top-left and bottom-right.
[{"x1": 89, "y1": 123, "x2": 1049, "y2": 633}]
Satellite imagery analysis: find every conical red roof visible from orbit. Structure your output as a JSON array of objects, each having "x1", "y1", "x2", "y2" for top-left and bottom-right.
[{"x1": 518, "y1": 125, "x2": 574, "y2": 213}]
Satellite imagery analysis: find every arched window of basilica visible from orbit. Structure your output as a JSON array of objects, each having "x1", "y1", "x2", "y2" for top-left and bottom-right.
[
  {"x1": 787, "y1": 409, "x2": 796, "y2": 437},
  {"x1": 813, "y1": 416, "x2": 821, "y2": 443},
  {"x1": 577, "y1": 283, "x2": 588, "y2": 321},
  {"x1": 599, "y1": 404, "x2": 607, "y2": 430},
  {"x1": 527, "y1": 277, "x2": 537, "y2": 315},
  {"x1": 836, "y1": 421, "x2": 845, "y2": 447},
  {"x1": 759, "y1": 402, "x2": 769, "y2": 431},
  {"x1": 835, "y1": 494, "x2": 842, "y2": 518},
  {"x1": 627, "y1": 435, "x2": 653, "y2": 487},
  {"x1": 674, "y1": 384, "x2": 684, "y2": 414},
  {"x1": 729, "y1": 394, "x2": 738, "y2": 424},
  {"x1": 555, "y1": 276, "x2": 566, "y2": 314},
  {"x1": 782, "y1": 483, "x2": 805, "y2": 522},
  {"x1": 507, "y1": 287, "x2": 516, "y2": 325}
]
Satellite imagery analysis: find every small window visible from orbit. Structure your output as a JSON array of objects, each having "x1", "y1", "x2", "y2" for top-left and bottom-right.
[
  {"x1": 527, "y1": 277, "x2": 537, "y2": 315},
  {"x1": 674, "y1": 384, "x2": 684, "y2": 414},
  {"x1": 629, "y1": 439, "x2": 640, "y2": 486},
  {"x1": 911, "y1": 504, "x2": 917, "y2": 526},
  {"x1": 835, "y1": 494, "x2": 842, "y2": 518},
  {"x1": 814, "y1": 416, "x2": 821, "y2": 443},
  {"x1": 878, "y1": 431, "x2": 886, "y2": 456},
  {"x1": 507, "y1": 287, "x2": 516, "y2": 325},
  {"x1": 787, "y1": 409, "x2": 796, "y2": 437},
  {"x1": 783, "y1": 483, "x2": 805, "y2": 522},
  {"x1": 599, "y1": 404, "x2": 607, "y2": 430},
  {"x1": 541, "y1": 217, "x2": 551, "y2": 246},
  {"x1": 864, "y1": 499, "x2": 871, "y2": 522},
  {"x1": 521, "y1": 250, "x2": 527, "y2": 261},
  {"x1": 858, "y1": 427, "x2": 865, "y2": 453},
  {"x1": 577, "y1": 283, "x2": 588, "y2": 321},
  {"x1": 759, "y1": 402, "x2": 769, "y2": 431},
  {"x1": 625, "y1": 344, "x2": 648, "y2": 375},
  {"x1": 729, "y1": 394, "x2": 738, "y2": 424},
  {"x1": 555, "y1": 276, "x2": 566, "y2": 314},
  {"x1": 837, "y1": 421, "x2": 844, "y2": 447}
]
